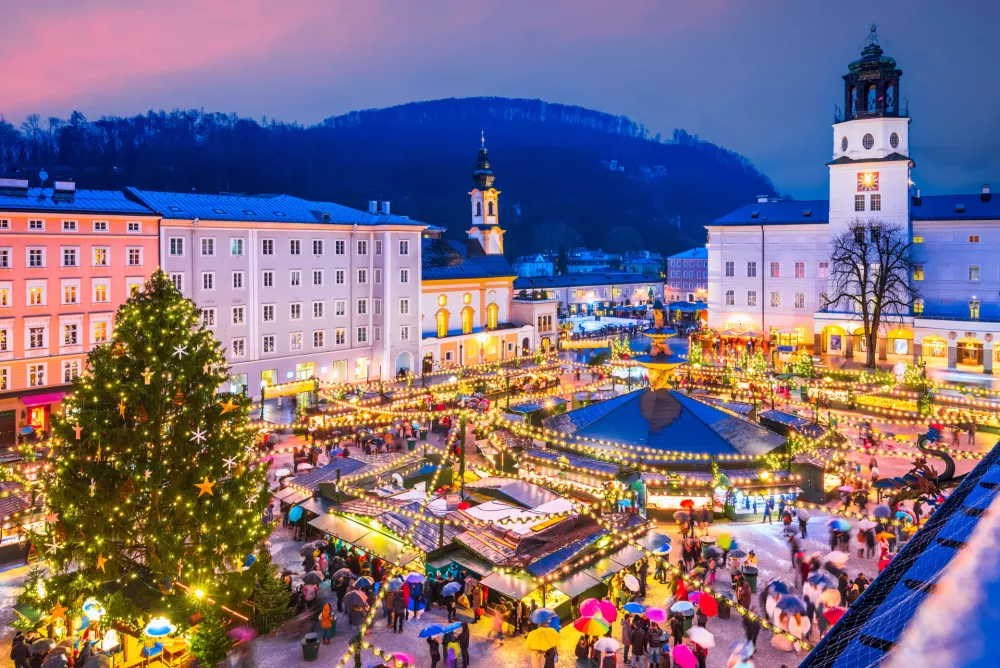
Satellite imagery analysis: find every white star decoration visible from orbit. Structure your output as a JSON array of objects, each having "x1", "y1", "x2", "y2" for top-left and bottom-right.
[
  {"x1": 223, "y1": 456, "x2": 238, "y2": 471},
  {"x1": 190, "y1": 428, "x2": 207, "y2": 444},
  {"x1": 45, "y1": 538, "x2": 62, "y2": 555},
  {"x1": 172, "y1": 345, "x2": 187, "y2": 359}
]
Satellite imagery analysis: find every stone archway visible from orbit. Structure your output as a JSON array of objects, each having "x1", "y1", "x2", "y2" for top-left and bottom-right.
[
  {"x1": 422, "y1": 352, "x2": 434, "y2": 374},
  {"x1": 522, "y1": 337, "x2": 531, "y2": 354},
  {"x1": 394, "y1": 351, "x2": 414, "y2": 378}
]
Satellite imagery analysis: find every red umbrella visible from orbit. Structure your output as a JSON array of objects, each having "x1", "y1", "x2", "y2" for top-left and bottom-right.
[
  {"x1": 680, "y1": 499, "x2": 695, "y2": 510},
  {"x1": 823, "y1": 606, "x2": 847, "y2": 625},
  {"x1": 688, "y1": 591, "x2": 718, "y2": 617}
]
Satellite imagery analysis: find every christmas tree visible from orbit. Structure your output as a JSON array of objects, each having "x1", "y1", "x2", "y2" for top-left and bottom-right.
[{"x1": 40, "y1": 271, "x2": 270, "y2": 623}]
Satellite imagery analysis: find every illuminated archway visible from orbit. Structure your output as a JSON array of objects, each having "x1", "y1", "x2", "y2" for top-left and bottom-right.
[
  {"x1": 486, "y1": 303, "x2": 499, "y2": 330},
  {"x1": 461, "y1": 306, "x2": 474, "y2": 334},
  {"x1": 435, "y1": 309, "x2": 450, "y2": 338}
]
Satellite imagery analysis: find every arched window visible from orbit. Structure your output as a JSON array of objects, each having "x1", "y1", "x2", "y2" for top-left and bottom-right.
[
  {"x1": 438, "y1": 294, "x2": 447, "y2": 307},
  {"x1": 885, "y1": 83, "x2": 896, "y2": 112},
  {"x1": 475, "y1": 202, "x2": 482, "y2": 217},
  {"x1": 486, "y1": 303, "x2": 498, "y2": 329},
  {"x1": 488, "y1": 200, "x2": 494, "y2": 216},
  {"x1": 849, "y1": 87, "x2": 857, "y2": 117},
  {"x1": 463, "y1": 292, "x2": 472, "y2": 305},
  {"x1": 867, "y1": 85, "x2": 877, "y2": 113},
  {"x1": 461, "y1": 306, "x2": 474, "y2": 334},
  {"x1": 435, "y1": 309, "x2": 449, "y2": 338}
]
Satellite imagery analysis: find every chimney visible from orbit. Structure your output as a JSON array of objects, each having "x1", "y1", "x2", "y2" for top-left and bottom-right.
[
  {"x1": 913, "y1": 188, "x2": 922, "y2": 206},
  {"x1": 0, "y1": 178, "x2": 29, "y2": 196},
  {"x1": 368, "y1": 200, "x2": 378, "y2": 214},
  {"x1": 52, "y1": 181, "x2": 75, "y2": 200},
  {"x1": 757, "y1": 195, "x2": 769, "y2": 203},
  {"x1": 982, "y1": 184, "x2": 992, "y2": 202},
  {"x1": 380, "y1": 201, "x2": 391, "y2": 215}
]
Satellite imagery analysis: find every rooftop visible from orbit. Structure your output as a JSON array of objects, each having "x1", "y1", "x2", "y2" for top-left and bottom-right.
[
  {"x1": 421, "y1": 237, "x2": 516, "y2": 281},
  {"x1": 668, "y1": 247, "x2": 708, "y2": 260},
  {"x1": 0, "y1": 187, "x2": 156, "y2": 215},
  {"x1": 514, "y1": 272, "x2": 657, "y2": 290},
  {"x1": 711, "y1": 200, "x2": 830, "y2": 227}
]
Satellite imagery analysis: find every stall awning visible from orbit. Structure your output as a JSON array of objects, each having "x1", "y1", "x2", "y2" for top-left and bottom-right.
[
  {"x1": 352, "y1": 530, "x2": 420, "y2": 567},
  {"x1": 21, "y1": 392, "x2": 67, "y2": 407},
  {"x1": 272, "y1": 487, "x2": 305, "y2": 502},
  {"x1": 447, "y1": 552, "x2": 495, "y2": 578},
  {"x1": 552, "y1": 570, "x2": 603, "y2": 599},
  {"x1": 308, "y1": 513, "x2": 373, "y2": 544},
  {"x1": 481, "y1": 571, "x2": 540, "y2": 601},
  {"x1": 581, "y1": 556, "x2": 628, "y2": 582},
  {"x1": 296, "y1": 496, "x2": 336, "y2": 516}
]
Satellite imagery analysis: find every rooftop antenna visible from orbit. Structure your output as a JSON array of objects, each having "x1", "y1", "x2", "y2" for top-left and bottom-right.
[
  {"x1": 866, "y1": 23, "x2": 879, "y2": 45},
  {"x1": 481, "y1": 130, "x2": 485, "y2": 148},
  {"x1": 38, "y1": 169, "x2": 48, "y2": 186}
]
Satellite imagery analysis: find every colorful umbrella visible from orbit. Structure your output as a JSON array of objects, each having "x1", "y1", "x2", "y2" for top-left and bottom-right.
[
  {"x1": 689, "y1": 591, "x2": 718, "y2": 617},
  {"x1": 672, "y1": 644, "x2": 697, "y2": 668},
  {"x1": 593, "y1": 638, "x2": 621, "y2": 653},
  {"x1": 896, "y1": 510, "x2": 916, "y2": 522},
  {"x1": 823, "y1": 606, "x2": 847, "y2": 625},
  {"x1": 670, "y1": 601, "x2": 694, "y2": 614},
  {"x1": 824, "y1": 551, "x2": 850, "y2": 567},
  {"x1": 807, "y1": 572, "x2": 838, "y2": 589},
  {"x1": 573, "y1": 616, "x2": 610, "y2": 636},
  {"x1": 404, "y1": 572, "x2": 426, "y2": 583},
  {"x1": 354, "y1": 576, "x2": 373, "y2": 588},
  {"x1": 419, "y1": 625, "x2": 444, "y2": 638},
  {"x1": 579, "y1": 598, "x2": 601, "y2": 618},
  {"x1": 876, "y1": 532, "x2": 896, "y2": 540},
  {"x1": 525, "y1": 627, "x2": 561, "y2": 651},
  {"x1": 624, "y1": 602, "x2": 646, "y2": 614},
  {"x1": 623, "y1": 574, "x2": 640, "y2": 592},
  {"x1": 716, "y1": 533, "x2": 732, "y2": 550},
  {"x1": 820, "y1": 589, "x2": 841, "y2": 607},
  {"x1": 680, "y1": 499, "x2": 695, "y2": 510},
  {"x1": 530, "y1": 608, "x2": 558, "y2": 625},
  {"x1": 392, "y1": 653, "x2": 416, "y2": 666},
  {"x1": 768, "y1": 580, "x2": 791, "y2": 595},
  {"x1": 599, "y1": 599, "x2": 618, "y2": 623},
  {"x1": 838, "y1": 485, "x2": 855, "y2": 493},
  {"x1": 775, "y1": 595, "x2": 807, "y2": 614},
  {"x1": 686, "y1": 626, "x2": 715, "y2": 648},
  {"x1": 873, "y1": 504, "x2": 892, "y2": 519},
  {"x1": 645, "y1": 607, "x2": 667, "y2": 624},
  {"x1": 827, "y1": 518, "x2": 852, "y2": 532},
  {"x1": 342, "y1": 590, "x2": 367, "y2": 607}
]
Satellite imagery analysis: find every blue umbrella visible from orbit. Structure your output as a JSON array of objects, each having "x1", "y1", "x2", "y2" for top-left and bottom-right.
[
  {"x1": 442, "y1": 622, "x2": 462, "y2": 634},
  {"x1": 530, "y1": 608, "x2": 557, "y2": 624},
  {"x1": 872, "y1": 504, "x2": 892, "y2": 518},
  {"x1": 548, "y1": 616, "x2": 561, "y2": 631},
  {"x1": 807, "y1": 572, "x2": 837, "y2": 589},
  {"x1": 387, "y1": 580, "x2": 403, "y2": 592},
  {"x1": 775, "y1": 596, "x2": 807, "y2": 615},
  {"x1": 354, "y1": 576, "x2": 373, "y2": 588},
  {"x1": 19, "y1": 426, "x2": 34, "y2": 435},
  {"x1": 419, "y1": 625, "x2": 444, "y2": 638},
  {"x1": 768, "y1": 580, "x2": 791, "y2": 595},
  {"x1": 405, "y1": 572, "x2": 426, "y2": 584},
  {"x1": 442, "y1": 581, "x2": 462, "y2": 597},
  {"x1": 288, "y1": 506, "x2": 304, "y2": 522},
  {"x1": 670, "y1": 601, "x2": 694, "y2": 614},
  {"x1": 408, "y1": 599, "x2": 425, "y2": 612},
  {"x1": 624, "y1": 602, "x2": 646, "y2": 614},
  {"x1": 827, "y1": 518, "x2": 852, "y2": 532}
]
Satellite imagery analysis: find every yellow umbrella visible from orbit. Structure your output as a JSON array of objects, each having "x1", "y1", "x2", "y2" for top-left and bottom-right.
[
  {"x1": 717, "y1": 533, "x2": 732, "y2": 550},
  {"x1": 526, "y1": 627, "x2": 561, "y2": 651},
  {"x1": 876, "y1": 532, "x2": 895, "y2": 540}
]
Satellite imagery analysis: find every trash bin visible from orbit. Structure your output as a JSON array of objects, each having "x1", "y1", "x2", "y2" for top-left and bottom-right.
[
  {"x1": 419, "y1": 428, "x2": 428, "y2": 441},
  {"x1": 407, "y1": 437, "x2": 416, "y2": 452},
  {"x1": 717, "y1": 592, "x2": 733, "y2": 620},
  {"x1": 301, "y1": 633, "x2": 320, "y2": 662},
  {"x1": 742, "y1": 566, "x2": 759, "y2": 593},
  {"x1": 699, "y1": 536, "x2": 716, "y2": 559}
]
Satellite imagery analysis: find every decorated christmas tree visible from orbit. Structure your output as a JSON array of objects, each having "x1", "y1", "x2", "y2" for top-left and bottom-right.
[{"x1": 38, "y1": 271, "x2": 270, "y2": 627}]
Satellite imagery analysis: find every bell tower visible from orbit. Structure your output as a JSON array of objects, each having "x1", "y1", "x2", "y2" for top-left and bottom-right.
[
  {"x1": 468, "y1": 132, "x2": 505, "y2": 255},
  {"x1": 828, "y1": 25, "x2": 912, "y2": 240}
]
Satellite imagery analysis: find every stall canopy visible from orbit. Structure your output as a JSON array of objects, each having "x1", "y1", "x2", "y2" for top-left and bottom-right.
[
  {"x1": 552, "y1": 570, "x2": 604, "y2": 599},
  {"x1": 308, "y1": 513, "x2": 372, "y2": 544},
  {"x1": 296, "y1": 496, "x2": 337, "y2": 516},
  {"x1": 481, "y1": 571, "x2": 540, "y2": 601},
  {"x1": 581, "y1": 556, "x2": 625, "y2": 582},
  {"x1": 447, "y1": 552, "x2": 495, "y2": 578},
  {"x1": 272, "y1": 487, "x2": 310, "y2": 505},
  {"x1": 353, "y1": 530, "x2": 420, "y2": 567}
]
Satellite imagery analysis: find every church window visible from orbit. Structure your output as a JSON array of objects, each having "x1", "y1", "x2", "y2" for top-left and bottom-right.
[
  {"x1": 475, "y1": 202, "x2": 482, "y2": 217},
  {"x1": 461, "y1": 306, "x2": 474, "y2": 334},
  {"x1": 849, "y1": 87, "x2": 857, "y2": 117},
  {"x1": 867, "y1": 84, "x2": 877, "y2": 113},
  {"x1": 436, "y1": 309, "x2": 449, "y2": 338},
  {"x1": 438, "y1": 294, "x2": 447, "y2": 307},
  {"x1": 488, "y1": 201, "x2": 495, "y2": 216},
  {"x1": 463, "y1": 292, "x2": 472, "y2": 305},
  {"x1": 885, "y1": 83, "x2": 896, "y2": 112},
  {"x1": 841, "y1": 137, "x2": 848, "y2": 152},
  {"x1": 890, "y1": 132, "x2": 899, "y2": 149},
  {"x1": 862, "y1": 133, "x2": 874, "y2": 150},
  {"x1": 486, "y1": 303, "x2": 498, "y2": 329}
]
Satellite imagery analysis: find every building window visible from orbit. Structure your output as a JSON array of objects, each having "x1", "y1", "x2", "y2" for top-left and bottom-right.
[
  {"x1": 63, "y1": 284, "x2": 78, "y2": 304},
  {"x1": 290, "y1": 332, "x2": 302, "y2": 351},
  {"x1": 290, "y1": 303, "x2": 302, "y2": 320},
  {"x1": 231, "y1": 338, "x2": 246, "y2": 357},
  {"x1": 794, "y1": 262, "x2": 805, "y2": 279},
  {"x1": 913, "y1": 264, "x2": 924, "y2": 281},
  {"x1": 913, "y1": 236, "x2": 923, "y2": 244},
  {"x1": 29, "y1": 249, "x2": 44, "y2": 267},
  {"x1": 357, "y1": 269, "x2": 367, "y2": 284},
  {"x1": 93, "y1": 221, "x2": 108, "y2": 232},
  {"x1": 747, "y1": 261, "x2": 756, "y2": 278},
  {"x1": 357, "y1": 299, "x2": 367, "y2": 315},
  {"x1": 93, "y1": 321, "x2": 108, "y2": 343},
  {"x1": 335, "y1": 270, "x2": 345, "y2": 285},
  {"x1": 461, "y1": 306, "x2": 474, "y2": 334},
  {"x1": 262, "y1": 304, "x2": 275, "y2": 322},
  {"x1": 970, "y1": 235, "x2": 981, "y2": 243},
  {"x1": 769, "y1": 262, "x2": 780, "y2": 278},
  {"x1": 62, "y1": 220, "x2": 76, "y2": 232},
  {"x1": 400, "y1": 326, "x2": 410, "y2": 342},
  {"x1": 724, "y1": 290, "x2": 734, "y2": 306},
  {"x1": 335, "y1": 240, "x2": 345, "y2": 255},
  {"x1": 0, "y1": 367, "x2": 7, "y2": 390},
  {"x1": 62, "y1": 248, "x2": 78, "y2": 267},
  {"x1": 127, "y1": 221, "x2": 141, "y2": 233},
  {"x1": 0, "y1": 249, "x2": 9, "y2": 268},
  {"x1": 770, "y1": 291, "x2": 781, "y2": 307},
  {"x1": 855, "y1": 195, "x2": 865, "y2": 212},
  {"x1": 818, "y1": 262, "x2": 829, "y2": 279},
  {"x1": 747, "y1": 291, "x2": 757, "y2": 307},
  {"x1": 313, "y1": 239, "x2": 324, "y2": 255},
  {"x1": 357, "y1": 240, "x2": 368, "y2": 255},
  {"x1": 94, "y1": 283, "x2": 108, "y2": 303},
  {"x1": 463, "y1": 292, "x2": 472, "y2": 305},
  {"x1": 313, "y1": 270, "x2": 323, "y2": 286},
  {"x1": 290, "y1": 270, "x2": 301, "y2": 287},
  {"x1": 399, "y1": 240, "x2": 409, "y2": 255},
  {"x1": 127, "y1": 248, "x2": 142, "y2": 266},
  {"x1": 231, "y1": 238, "x2": 244, "y2": 256},
  {"x1": 970, "y1": 300, "x2": 981, "y2": 319},
  {"x1": 914, "y1": 298, "x2": 924, "y2": 315},
  {"x1": 26, "y1": 219, "x2": 45, "y2": 231},
  {"x1": 870, "y1": 194, "x2": 881, "y2": 211},
  {"x1": 794, "y1": 292, "x2": 805, "y2": 308},
  {"x1": 724, "y1": 261, "x2": 734, "y2": 277},
  {"x1": 0, "y1": 220, "x2": 7, "y2": 230},
  {"x1": 262, "y1": 271, "x2": 274, "y2": 288},
  {"x1": 335, "y1": 300, "x2": 346, "y2": 316},
  {"x1": 201, "y1": 238, "x2": 215, "y2": 256},
  {"x1": 232, "y1": 306, "x2": 245, "y2": 324},
  {"x1": 169, "y1": 238, "x2": 184, "y2": 256},
  {"x1": 436, "y1": 309, "x2": 449, "y2": 338},
  {"x1": 93, "y1": 247, "x2": 109, "y2": 267},
  {"x1": 969, "y1": 265, "x2": 981, "y2": 282},
  {"x1": 29, "y1": 327, "x2": 45, "y2": 349},
  {"x1": 262, "y1": 239, "x2": 274, "y2": 255},
  {"x1": 232, "y1": 271, "x2": 244, "y2": 289},
  {"x1": 335, "y1": 328, "x2": 346, "y2": 345},
  {"x1": 374, "y1": 240, "x2": 383, "y2": 255},
  {"x1": 169, "y1": 273, "x2": 183, "y2": 292},
  {"x1": 438, "y1": 294, "x2": 447, "y2": 307},
  {"x1": 357, "y1": 326, "x2": 368, "y2": 344},
  {"x1": 400, "y1": 268, "x2": 409, "y2": 284},
  {"x1": 29, "y1": 286, "x2": 45, "y2": 306},
  {"x1": 289, "y1": 239, "x2": 301, "y2": 255},
  {"x1": 63, "y1": 360, "x2": 80, "y2": 382},
  {"x1": 313, "y1": 330, "x2": 325, "y2": 348},
  {"x1": 28, "y1": 364, "x2": 45, "y2": 387},
  {"x1": 200, "y1": 308, "x2": 216, "y2": 327},
  {"x1": 486, "y1": 303, "x2": 499, "y2": 329},
  {"x1": 313, "y1": 301, "x2": 324, "y2": 318},
  {"x1": 374, "y1": 268, "x2": 381, "y2": 284},
  {"x1": 262, "y1": 335, "x2": 275, "y2": 353},
  {"x1": 373, "y1": 298, "x2": 382, "y2": 315},
  {"x1": 400, "y1": 298, "x2": 410, "y2": 315},
  {"x1": 201, "y1": 272, "x2": 214, "y2": 291}
]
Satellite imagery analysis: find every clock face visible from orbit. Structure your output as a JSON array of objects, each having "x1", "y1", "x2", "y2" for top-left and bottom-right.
[{"x1": 857, "y1": 171, "x2": 879, "y2": 192}]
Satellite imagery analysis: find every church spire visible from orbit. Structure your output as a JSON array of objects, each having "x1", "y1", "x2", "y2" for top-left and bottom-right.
[{"x1": 472, "y1": 132, "x2": 496, "y2": 189}]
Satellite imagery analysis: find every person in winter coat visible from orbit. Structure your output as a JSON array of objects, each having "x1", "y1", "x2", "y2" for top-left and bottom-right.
[
  {"x1": 392, "y1": 591, "x2": 407, "y2": 633},
  {"x1": 737, "y1": 580, "x2": 752, "y2": 609},
  {"x1": 490, "y1": 604, "x2": 505, "y2": 640},
  {"x1": 335, "y1": 577, "x2": 349, "y2": 612},
  {"x1": 428, "y1": 637, "x2": 441, "y2": 668},
  {"x1": 838, "y1": 572, "x2": 849, "y2": 605},
  {"x1": 319, "y1": 603, "x2": 336, "y2": 644},
  {"x1": 458, "y1": 623, "x2": 471, "y2": 668},
  {"x1": 669, "y1": 614, "x2": 684, "y2": 647},
  {"x1": 472, "y1": 584, "x2": 484, "y2": 622},
  {"x1": 692, "y1": 642, "x2": 709, "y2": 668},
  {"x1": 631, "y1": 624, "x2": 648, "y2": 668},
  {"x1": 601, "y1": 650, "x2": 617, "y2": 668},
  {"x1": 621, "y1": 614, "x2": 633, "y2": 664},
  {"x1": 743, "y1": 610, "x2": 762, "y2": 646},
  {"x1": 445, "y1": 594, "x2": 458, "y2": 622},
  {"x1": 9, "y1": 638, "x2": 29, "y2": 668},
  {"x1": 543, "y1": 647, "x2": 557, "y2": 668},
  {"x1": 846, "y1": 584, "x2": 860, "y2": 607},
  {"x1": 401, "y1": 581, "x2": 412, "y2": 620}
]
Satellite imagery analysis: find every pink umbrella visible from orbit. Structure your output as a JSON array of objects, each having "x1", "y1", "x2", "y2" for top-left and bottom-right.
[
  {"x1": 672, "y1": 644, "x2": 697, "y2": 668},
  {"x1": 645, "y1": 607, "x2": 667, "y2": 624},
  {"x1": 226, "y1": 626, "x2": 257, "y2": 643},
  {"x1": 580, "y1": 598, "x2": 601, "y2": 618},
  {"x1": 599, "y1": 599, "x2": 618, "y2": 623},
  {"x1": 392, "y1": 653, "x2": 416, "y2": 666}
]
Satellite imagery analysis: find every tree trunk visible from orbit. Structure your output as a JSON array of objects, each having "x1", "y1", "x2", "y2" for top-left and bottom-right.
[{"x1": 866, "y1": 333, "x2": 878, "y2": 368}]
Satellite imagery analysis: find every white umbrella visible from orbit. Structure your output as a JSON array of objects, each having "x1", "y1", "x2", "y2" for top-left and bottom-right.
[
  {"x1": 297, "y1": 463, "x2": 314, "y2": 471},
  {"x1": 824, "y1": 551, "x2": 850, "y2": 567},
  {"x1": 593, "y1": 638, "x2": 621, "y2": 653},
  {"x1": 858, "y1": 519, "x2": 876, "y2": 530},
  {"x1": 796, "y1": 508, "x2": 811, "y2": 521},
  {"x1": 623, "y1": 574, "x2": 640, "y2": 592},
  {"x1": 838, "y1": 485, "x2": 855, "y2": 493},
  {"x1": 272, "y1": 468, "x2": 291, "y2": 478},
  {"x1": 686, "y1": 626, "x2": 715, "y2": 648}
]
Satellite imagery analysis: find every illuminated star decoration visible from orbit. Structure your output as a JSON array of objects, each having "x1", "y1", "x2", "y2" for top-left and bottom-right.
[
  {"x1": 194, "y1": 476, "x2": 216, "y2": 497},
  {"x1": 172, "y1": 345, "x2": 187, "y2": 359},
  {"x1": 72, "y1": 424, "x2": 83, "y2": 440},
  {"x1": 141, "y1": 367, "x2": 154, "y2": 385},
  {"x1": 219, "y1": 398, "x2": 238, "y2": 415},
  {"x1": 96, "y1": 553, "x2": 107, "y2": 572},
  {"x1": 222, "y1": 456, "x2": 238, "y2": 471},
  {"x1": 190, "y1": 428, "x2": 207, "y2": 444},
  {"x1": 50, "y1": 601, "x2": 68, "y2": 620},
  {"x1": 118, "y1": 399, "x2": 126, "y2": 419},
  {"x1": 44, "y1": 538, "x2": 62, "y2": 555}
]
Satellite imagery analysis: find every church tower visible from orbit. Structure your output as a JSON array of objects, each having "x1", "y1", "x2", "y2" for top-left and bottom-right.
[
  {"x1": 827, "y1": 25, "x2": 913, "y2": 240},
  {"x1": 468, "y1": 133, "x2": 505, "y2": 255}
]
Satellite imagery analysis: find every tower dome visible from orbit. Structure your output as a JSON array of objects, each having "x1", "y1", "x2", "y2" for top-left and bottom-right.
[
  {"x1": 840, "y1": 25, "x2": 903, "y2": 122},
  {"x1": 472, "y1": 132, "x2": 496, "y2": 189}
]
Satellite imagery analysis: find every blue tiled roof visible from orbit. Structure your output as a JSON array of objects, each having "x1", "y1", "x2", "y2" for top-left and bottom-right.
[
  {"x1": 542, "y1": 389, "x2": 785, "y2": 457},
  {"x1": 514, "y1": 272, "x2": 657, "y2": 290},
  {"x1": 421, "y1": 237, "x2": 515, "y2": 280},
  {"x1": 126, "y1": 188, "x2": 428, "y2": 226},
  {"x1": 911, "y1": 194, "x2": 1000, "y2": 220},
  {"x1": 287, "y1": 457, "x2": 369, "y2": 492},
  {"x1": 799, "y1": 441, "x2": 1000, "y2": 668},
  {"x1": 668, "y1": 247, "x2": 708, "y2": 260},
  {"x1": 712, "y1": 200, "x2": 829, "y2": 226},
  {"x1": 0, "y1": 187, "x2": 155, "y2": 215}
]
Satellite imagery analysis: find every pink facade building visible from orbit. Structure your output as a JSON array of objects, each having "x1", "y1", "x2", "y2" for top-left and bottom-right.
[{"x1": 0, "y1": 180, "x2": 159, "y2": 443}]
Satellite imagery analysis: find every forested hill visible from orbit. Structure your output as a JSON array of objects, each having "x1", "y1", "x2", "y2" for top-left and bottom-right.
[{"x1": 0, "y1": 97, "x2": 778, "y2": 258}]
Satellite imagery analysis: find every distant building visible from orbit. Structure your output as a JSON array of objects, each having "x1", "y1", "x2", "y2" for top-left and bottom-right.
[
  {"x1": 565, "y1": 247, "x2": 620, "y2": 274},
  {"x1": 622, "y1": 249, "x2": 664, "y2": 279},
  {"x1": 514, "y1": 272, "x2": 662, "y2": 317},
  {"x1": 512, "y1": 254, "x2": 554, "y2": 277},
  {"x1": 665, "y1": 247, "x2": 708, "y2": 302}
]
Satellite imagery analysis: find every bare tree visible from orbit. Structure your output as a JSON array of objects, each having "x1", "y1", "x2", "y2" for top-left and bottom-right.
[{"x1": 826, "y1": 218, "x2": 916, "y2": 368}]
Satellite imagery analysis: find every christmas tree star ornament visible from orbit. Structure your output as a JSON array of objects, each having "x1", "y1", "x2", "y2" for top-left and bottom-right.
[
  {"x1": 195, "y1": 476, "x2": 216, "y2": 497},
  {"x1": 219, "y1": 398, "x2": 238, "y2": 415},
  {"x1": 50, "y1": 601, "x2": 68, "y2": 620},
  {"x1": 141, "y1": 367, "x2": 154, "y2": 384},
  {"x1": 73, "y1": 424, "x2": 83, "y2": 440},
  {"x1": 172, "y1": 344, "x2": 187, "y2": 359},
  {"x1": 190, "y1": 428, "x2": 207, "y2": 444},
  {"x1": 118, "y1": 399, "x2": 126, "y2": 418},
  {"x1": 96, "y1": 553, "x2": 107, "y2": 572}
]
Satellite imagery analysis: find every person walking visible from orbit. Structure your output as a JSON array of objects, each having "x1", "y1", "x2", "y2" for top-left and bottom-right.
[
  {"x1": 692, "y1": 642, "x2": 709, "y2": 668},
  {"x1": 799, "y1": 513, "x2": 808, "y2": 539},
  {"x1": 743, "y1": 608, "x2": 762, "y2": 646},
  {"x1": 10, "y1": 637, "x2": 29, "y2": 668},
  {"x1": 318, "y1": 602, "x2": 336, "y2": 644},
  {"x1": 490, "y1": 604, "x2": 505, "y2": 640},
  {"x1": 472, "y1": 584, "x2": 483, "y2": 622},
  {"x1": 647, "y1": 623, "x2": 664, "y2": 667},
  {"x1": 737, "y1": 579, "x2": 752, "y2": 609},
  {"x1": 654, "y1": 556, "x2": 667, "y2": 584},
  {"x1": 762, "y1": 498, "x2": 773, "y2": 524},
  {"x1": 445, "y1": 594, "x2": 458, "y2": 623},
  {"x1": 621, "y1": 613, "x2": 633, "y2": 665},
  {"x1": 669, "y1": 614, "x2": 684, "y2": 648},
  {"x1": 458, "y1": 622, "x2": 471, "y2": 668},
  {"x1": 631, "y1": 623, "x2": 648, "y2": 668},
  {"x1": 638, "y1": 559, "x2": 649, "y2": 598},
  {"x1": 392, "y1": 589, "x2": 407, "y2": 633},
  {"x1": 428, "y1": 637, "x2": 441, "y2": 668}
]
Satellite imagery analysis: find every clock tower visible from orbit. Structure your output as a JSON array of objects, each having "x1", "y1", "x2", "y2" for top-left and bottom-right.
[{"x1": 827, "y1": 25, "x2": 912, "y2": 241}]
